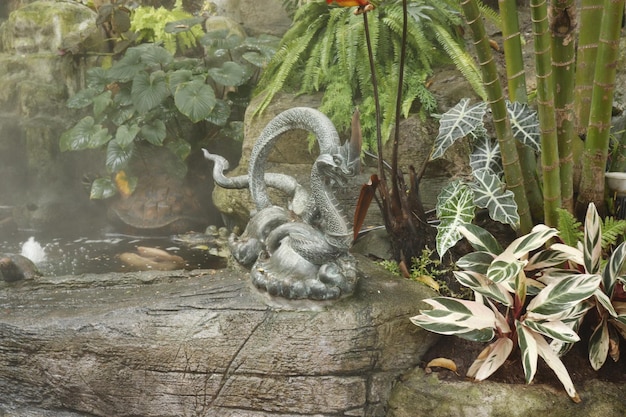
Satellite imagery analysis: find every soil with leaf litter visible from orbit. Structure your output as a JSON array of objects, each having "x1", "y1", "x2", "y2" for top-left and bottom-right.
[{"x1": 421, "y1": 325, "x2": 626, "y2": 388}]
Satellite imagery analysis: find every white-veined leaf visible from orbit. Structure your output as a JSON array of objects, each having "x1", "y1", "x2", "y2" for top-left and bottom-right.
[
  {"x1": 486, "y1": 259, "x2": 526, "y2": 285},
  {"x1": 594, "y1": 288, "x2": 618, "y2": 317},
  {"x1": 470, "y1": 136, "x2": 502, "y2": 175},
  {"x1": 517, "y1": 323, "x2": 538, "y2": 384},
  {"x1": 435, "y1": 181, "x2": 475, "y2": 257},
  {"x1": 584, "y1": 202, "x2": 602, "y2": 274},
  {"x1": 550, "y1": 301, "x2": 594, "y2": 356},
  {"x1": 456, "y1": 251, "x2": 494, "y2": 274},
  {"x1": 522, "y1": 319, "x2": 580, "y2": 343},
  {"x1": 458, "y1": 224, "x2": 503, "y2": 254},
  {"x1": 526, "y1": 249, "x2": 572, "y2": 270},
  {"x1": 526, "y1": 274, "x2": 601, "y2": 320},
  {"x1": 502, "y1": 224, "x2": 559, "y2": 259},
  {"x1": 548, "y1": 243, "x2": 584, "y2": 266},
  {"x1": 453, "y1": 270, "x2": 513, "y2": 307},
  {"x1": 589, "y1": 318, "x2": 610, "y2": 370},
  {"x1": 602, "y1": 240, "x2": 626, "y2": 298},
  {"x1": 470, "y1": 169, "x2": 519, "y2": 227},
  {"x1": 506, "y1": 101, "x2": 540, "y2": 152},
  {"x1": 467, "y1": 337, "x2": 514, "y2": 381},
  {"x1": 431, "y1": 99, "x2": 487, "y2": 159},
  {"x1": 532, "y1": 328, "x2": 580, "y2": 402},
  {"x1": 410, "y1": 297, "x2": 496, "y2": 342}
]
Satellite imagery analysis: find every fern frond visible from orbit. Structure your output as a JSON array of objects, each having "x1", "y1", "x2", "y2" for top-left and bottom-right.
[
  {"x1": 556, "y1": 208, "x2": 583, "y2": 247},
  {"x1": 433, "y1": 25, "x2": 487, "y2": 100},
  {"x1": 601, "y1": 217, "x2": 626, "y2": 249}
]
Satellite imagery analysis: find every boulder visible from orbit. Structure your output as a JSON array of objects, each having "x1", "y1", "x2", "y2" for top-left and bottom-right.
[
  {"x1": 388, "y1": 367, "x2": 626, "y2": 417},
  {"x1": 0, "y1": 256, "x2": 439, "y2": 416}
]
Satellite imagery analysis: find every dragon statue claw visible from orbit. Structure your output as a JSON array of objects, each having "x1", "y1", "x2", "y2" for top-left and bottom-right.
[{"x1": 206, "y1": 107, "x2": 361, "y2": 300}]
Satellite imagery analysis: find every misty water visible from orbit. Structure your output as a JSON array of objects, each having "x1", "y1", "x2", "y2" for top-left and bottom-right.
[{"x1": 0, "y1": 230, "x2": 227, "y2": 277}]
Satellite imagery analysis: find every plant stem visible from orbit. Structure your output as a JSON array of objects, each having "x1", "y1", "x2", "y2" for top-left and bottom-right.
[
  {"x1": 530, "y1": 0, "x2": 561, "y2": 227},
  {"x1": 499, "y1": 0, "x2": 544, "y2": 223},
  {"x1": 550, "y1": 0, "x2": 576, "y2": 214},
  {"x1": 460, "y1": 0, "x2": 533, "y2": 233},
  {"x1": 576, "y1": 0, "x2": 625, "y2": 215}
]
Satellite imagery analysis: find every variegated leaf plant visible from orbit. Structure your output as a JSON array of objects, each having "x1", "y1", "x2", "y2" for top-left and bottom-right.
[
  {"x1": 412, "y1": 221, "x2": 602, "y2": 403},
  {"x1": 431, "y1": 99, "x2": 540, "y2": 258},
  {"x1": 550, "y1": 203, "x2": 626, "y2": 371}
]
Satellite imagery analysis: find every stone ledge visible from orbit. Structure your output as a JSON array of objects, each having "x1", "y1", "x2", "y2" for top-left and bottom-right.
[{"x1": 0, "y1": 255, "x2": 438, "y2": 417}]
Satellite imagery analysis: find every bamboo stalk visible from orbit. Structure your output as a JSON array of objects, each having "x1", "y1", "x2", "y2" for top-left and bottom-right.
[
  {"x1": 530, "y1": 0, "x2": 561, "y2": 227},
  {"x1": 461, "y1": 0, "x2": 533, "y2": 233}
]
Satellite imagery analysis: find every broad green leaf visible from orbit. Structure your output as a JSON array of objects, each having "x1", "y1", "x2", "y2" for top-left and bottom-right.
[
  {"x1": 431, "y1": 98, "x2": 487, "y2": 159},
  {"x1": 506, "y1": 101, "x2": 540, "y2": 152},
  {"x1": 502, "y1": 224, "x2": 559, "y2": 259},
  {"x1": 242, "y1": 50, "x2": 269, "y2": 67},
  {"x1": 456, "y1": 251, "x2": 494, "y2": 275},
  {"x1": 59, "y1": 116, "x2": 111, "y2": 151},
  {"x1": 92, "y1": 91, "x2": 112, "y2": 118},
  {"x1": 140, "y1": 119, "x2": 167, "y2": 146},
  {"x1": 526, "y1": 274, "x2": 601, "y2": 320},
  {"x1": 467, "y1": 337, "x2": 514, "y2": 381},
  {"x1": 137, "y1": 44, "x2": 173, "y2": 68},
  {"x1": 206, "y1": 99, "x2": 232, "y2": 126},
  {"x1": 110, "y1": 106, "x2": 135, "y2": 126},
  {"x1": 458, "y1": 224, "x2": 503, "y2": 254},
  {"x1": 208, "y1": 61, "x2": 251, "y2": 86},
  {"x1": 166, "y1": 139, "x2": 191, "y2": 161},
  {"x1": 85, "y1": 67, "x2": 109, "y2": 90},
  {"x1": 533, "y1": 327, "x2": 580, "y2": 402},
  {"x1": 589, "y1": 318, "x2": 610, "y2": 370},
  {"x1": 517, "y1": 323, "x2": 538, "y2": 384},
  {"x1": 523, "y1": 319, "x2": 580, "y2": 343},
  {"x1": 470, "y1": 169, "x2": 519, "y2": 227},
  {"x1": 454, "y1": 270, "x2": 513, "y2": 307},
  {"x1": 201, "y1": 28, "x2": 244, "y2": 50},
  {"x1": 90, "y1": 177, "x2": 117, "y2": 199},
  {"x1": 131, "y1": 70, "x2": 169, "y2": 114},
  {"x1": 470, "y1": 136, "x2": 502, "y2": 176},
  {"x1": 602, "y1": 240, "x2": 626, "y2": 298},
  {"x1": 106, "y1": 139, "x2": 134, "y2": 173},
  {"x1": 168, "y1": 69, "x2": 196, "y2": 91},
  {"x1": 435, "y1": 181, "x2": 475, "y2": 257},
  {"x1": 107, "y1": 48, "x2": 144, "y2": 82},
  {"x1": 114, "y1": 124, "x2": 140, "y2": 148},
  {"x1": 66, "y1": 88, "x2": 99, "y2": 109},
  {"x1": 175, "y1": 80, "x2": 216, "y2": 123},
  {"x1": 584, "y1": 202, "x2": 602, "y2": 274}
]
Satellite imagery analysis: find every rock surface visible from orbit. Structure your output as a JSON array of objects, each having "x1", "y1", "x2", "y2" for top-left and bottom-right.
[
  {"x1": 387, "y1": 367, "x2": 626, "y2": 417},
  {"x1": 0, "y1": 256, "x2": 439, "y2": 416}
]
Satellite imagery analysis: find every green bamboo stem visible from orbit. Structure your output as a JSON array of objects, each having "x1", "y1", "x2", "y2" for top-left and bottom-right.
[
  {"x1": 550, "y1": 0, "x2": 576, "y2": 213},
  {"x1": 499, "y1": 0, "x2": 544, "y2": 223},
  {"x1": 573, "y1": 0, "x2": 603, "y2": 136},
  {"x1": 461, "y1": 0, "x2": 532, "y2": 233},
  {"x1": 530, "y1": 0, "x2": 561, "y2": 227},
  {"x1": 576, "y1": 0, "x2": 625, "y2": 214}
]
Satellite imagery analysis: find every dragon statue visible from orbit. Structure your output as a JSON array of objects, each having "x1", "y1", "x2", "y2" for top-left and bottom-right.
[{"x1": 203, "y1": 107, "x2": 361, "y2": 300}]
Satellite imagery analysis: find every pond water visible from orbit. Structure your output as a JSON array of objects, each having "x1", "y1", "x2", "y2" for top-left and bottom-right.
[{"x1": 0, "y1": 230, "x2": 227, "y2": 277}]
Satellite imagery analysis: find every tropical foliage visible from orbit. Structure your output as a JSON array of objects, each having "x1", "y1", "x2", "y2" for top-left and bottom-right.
[
  {"x1": 432, "y1": 98, "x2": 540, "y2": 256},
  {"x1": 61, "y1": 13, "x2": 278, "y2": 199},
  {"x1": 255, "y1": 0, "x2": 483, "y2": 149}
]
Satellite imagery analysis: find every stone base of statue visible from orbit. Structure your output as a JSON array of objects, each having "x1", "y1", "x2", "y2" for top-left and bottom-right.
[{"x1": 0, "y1": 256, "x2": 438, "y2": 417}]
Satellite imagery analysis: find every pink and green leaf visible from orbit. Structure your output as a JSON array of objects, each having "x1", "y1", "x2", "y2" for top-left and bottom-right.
[{"x1": 467, "y1": 337, "x2": 514, "y2": 381}]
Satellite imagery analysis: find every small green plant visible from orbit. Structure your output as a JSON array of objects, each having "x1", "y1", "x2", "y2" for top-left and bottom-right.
[
  {"x1": 61, "y1": 29, "x2": 277, "y2": 199},
  {"x1": 379, "y1": 247, "x2": 448, "y2": 291},
  {"x1": 255, "y1": 0, "x2": 482, "y2": 149},
  {"x1": 431, "y1": 98, "x2": 541, "y2": 257}
]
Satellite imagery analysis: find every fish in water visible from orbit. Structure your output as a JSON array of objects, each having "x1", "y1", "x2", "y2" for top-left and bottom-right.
[{"x1": 118, "y1": 246, "x2": 185, "y2": 271}]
